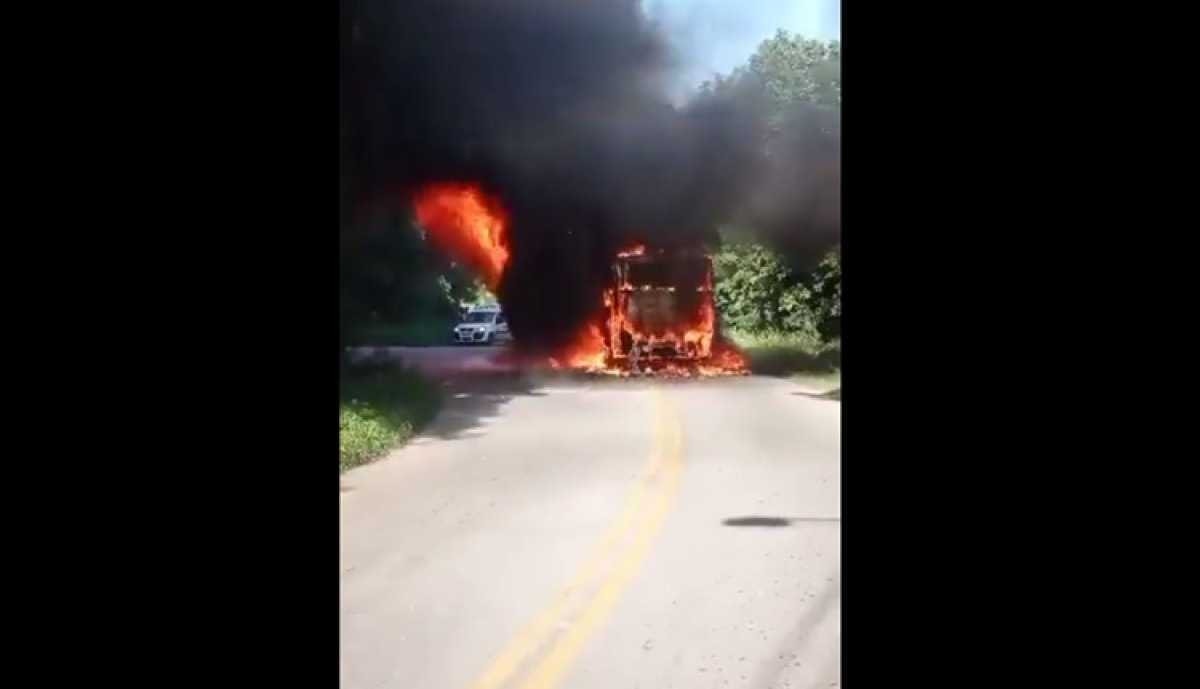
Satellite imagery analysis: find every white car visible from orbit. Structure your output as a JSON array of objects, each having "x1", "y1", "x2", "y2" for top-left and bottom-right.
[{"x1": 453, "y1": 305, "x2": 510, "y2": 345}]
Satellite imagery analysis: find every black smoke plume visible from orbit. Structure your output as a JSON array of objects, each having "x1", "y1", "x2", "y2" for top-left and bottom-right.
[{"x1": 341, "y1": 0, "x2": 839, "y2": 351}]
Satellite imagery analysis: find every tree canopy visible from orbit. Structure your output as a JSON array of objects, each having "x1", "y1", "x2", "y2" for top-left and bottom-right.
[{"x1": 711, "y1": 31, "x2": 841, "y2": 341}]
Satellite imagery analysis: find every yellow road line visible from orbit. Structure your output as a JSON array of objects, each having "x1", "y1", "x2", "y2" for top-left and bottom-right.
[
  {"x1": 466, "y1": 387, "x2": 682, "y2": 689},
  {"x1": 514, "y1": 389, "x2": 685, "y2": 689}
]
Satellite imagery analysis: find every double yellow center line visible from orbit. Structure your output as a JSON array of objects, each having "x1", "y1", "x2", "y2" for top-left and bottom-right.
[{"x1": 466, "y1": 386, "x2": 685, "y2": 689}]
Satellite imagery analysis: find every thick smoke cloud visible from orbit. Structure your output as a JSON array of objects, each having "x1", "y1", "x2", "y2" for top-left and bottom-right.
[{"x1": 341, "y1": 0, "x2": 839, "y2": 350}]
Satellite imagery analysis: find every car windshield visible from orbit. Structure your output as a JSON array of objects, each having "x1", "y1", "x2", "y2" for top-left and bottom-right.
[{"x1": 464, "y1": 312, "x2": 495, "y2": 323}]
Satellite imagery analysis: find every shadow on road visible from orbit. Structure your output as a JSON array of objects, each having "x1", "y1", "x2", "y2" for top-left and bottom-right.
[
  {"x1": 420, "y1": 369, "x2": 709, "y2": 441},
  {"x1": 751, "y1": 569, "x2": 841, "y2": 689},
  {"x1": 744, "y1": 346, "x2": 840, "y2": 378},
  {"x1": 793, "y1": 388, "x2": 840, "y2": 401},
  {"x1": 723, "y1": 516, "x2": 793, "y2": 527},
  {"x1": 722, "y1": 516, "x2": 841, "y2": 527},
  {"x1": 420, "y1": 372, "x2": 549, "y2": 441}
]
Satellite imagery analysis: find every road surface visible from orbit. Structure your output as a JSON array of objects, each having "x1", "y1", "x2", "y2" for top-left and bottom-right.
[
  {"x1": 341, "y1": 349, "x2": 840, "y2": 689},
  {"x1": 347, "y1": 345, "x2": 520, "y2": 374}
]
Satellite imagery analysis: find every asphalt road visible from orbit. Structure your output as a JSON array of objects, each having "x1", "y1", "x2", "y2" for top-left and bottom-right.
[
  {"x1": 346, "y1": 345, "x2": 520, "y2": 374},
  {"x1": 341, "y1": 348, "x2": 840, "y2": 689}
]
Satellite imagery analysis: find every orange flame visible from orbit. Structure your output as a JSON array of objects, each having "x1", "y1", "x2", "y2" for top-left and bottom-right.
[
  {"x1": 413, "y1": 182, "x2": 510, "y2": 291},
  {"x1": 544, "y1": 243, "x2": 748, "y2": 378},
  {"x1": 554, "y1": 323, "x2": 607, "y2": 370},
  {"x1": 697, "y1": 345, "x2": 748, "y2": 376}
]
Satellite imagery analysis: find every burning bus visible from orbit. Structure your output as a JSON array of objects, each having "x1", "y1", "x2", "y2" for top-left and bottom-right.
[
  {"x1": 412, "y1": 181, "x2": 745, "y2": 375},
  {"x1": 602, "y1": 244, "x2": 725, "y2": 370}
]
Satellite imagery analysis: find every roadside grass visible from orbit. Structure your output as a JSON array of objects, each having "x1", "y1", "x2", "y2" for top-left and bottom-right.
[
  {"x1": 344, "y1": 319, "x2": 453, "y2": 347},
  {"x1": 726, "y1": 329, "x2": 841, "y2": 393},
  {"x1": 340, "y1": 362, "x2": 442, "y2": 472}
]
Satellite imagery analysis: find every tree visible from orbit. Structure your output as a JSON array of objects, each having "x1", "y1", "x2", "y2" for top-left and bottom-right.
[
  {"x1": 339, "y1": 209, "x2": 482, "y2": 339},
  {"x1": 713, "y1": 242, "x2": 814, "y2": 338},
  {"x1": 708, "y1": 32, "x2": 841, "y2": 344},
  {"x1": 809, "y1": 248, "x2": 841, "y2": 341},
  {"x1": 749, "y1": 30, "x2": 841, "y2": 116},
  {"x1": 713, "y1": 240, "x2": 839, "y2": 342}
]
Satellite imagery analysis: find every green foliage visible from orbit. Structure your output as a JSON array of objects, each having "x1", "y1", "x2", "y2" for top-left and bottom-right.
[
  {"x1": 700, "y1": 31, "x2": 840, "y2": 146},
  {"x1": 713, "y1": 242, "x2": 839, "y2": 342},
  {"x1": 340, "y1": 405, "x2": 409, "y2": 471},
  {"x1": 714, "y1": 242, "x2": 802, "y2": 333},
  {"x1": 725, "y1": 328, "x2": 840, "y2": 390},
  {"x1": 339, "y1": 364, "x2": 441, "y2": 472},
  {"x1": 343, "y1": 320, "x2": 455, "y2": 347},
  {"x1": 726, "y1": 328, "x2": 820, "y2": 350},
  {"x1": 749, "y1": 30, "x2": 841, "y2": 114},
  {"x1": 340, "y1": 210, "x2": 485, "y2": 343},
  {"x1": 461, "y1": 278, "x2": 497, "y2": 309},
  {"x1": 809, "y1": 249, "x2": 841, "y2": 340},
  {"x1": 705, "y1": 32, "x2": 841, "y2": 347}
]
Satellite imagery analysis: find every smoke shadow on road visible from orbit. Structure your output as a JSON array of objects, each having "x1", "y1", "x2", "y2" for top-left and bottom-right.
[
  {"x1": 419, "y1": 368, "x2": 697, "y2": 441},
  {"x1": 419, "y1": 372, "x2": 549, "y2": 441},
  {"x1": 793, "y1": 388, "x2": 840, "y2": 401},
  {"x1": 722, "y1": 516, "x2": 841, "y2": 527}
]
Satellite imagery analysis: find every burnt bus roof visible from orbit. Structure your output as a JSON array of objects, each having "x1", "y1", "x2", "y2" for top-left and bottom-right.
[
  {"x1": 617, "y1": 249, "x2": 711, "y2": 288},
  {"x1": 615, "y1": 247, "x2": 712, "y2": 263}
]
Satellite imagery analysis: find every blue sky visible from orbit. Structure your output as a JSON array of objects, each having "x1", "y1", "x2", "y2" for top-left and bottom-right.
[{"x1": 642, "y1": 0, "x2": 841, "y2": 101}]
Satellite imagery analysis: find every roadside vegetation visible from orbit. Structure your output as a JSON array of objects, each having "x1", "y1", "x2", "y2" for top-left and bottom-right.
[
  {"x1": 341, "y1": 215, "x2": 496, "y2": 347},
  {"x1": 343, "y1": 319, "x2": 454, "y2": 347},
  {"x1": 725, "y1": 329, "x2": 840, "y2": 392},
  {"x1": 716, "y1": 240, "x2": 841, "y2": 392},
  {"x1": 340, "y1": 360, "x2": 442, "y2": 472}
]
